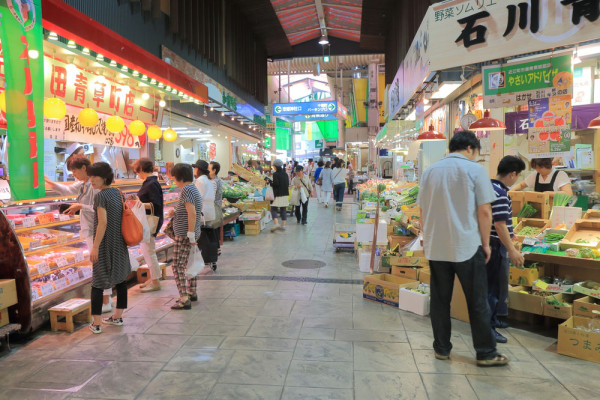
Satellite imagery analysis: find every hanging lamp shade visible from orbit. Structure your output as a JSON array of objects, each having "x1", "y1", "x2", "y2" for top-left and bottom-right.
[
  {"x1": 469, "y1": 110, "x2": 506, "y2": 131},
  {"x1": 588, "y1": 115, "x2": 600, "y2": 129},
  {"x1": 147, "y1": 125, "x2": 162, "y2": 140},
  {"x1": 43, "y1": 98, "x2": 66, "y2": 119},
  {"x1": 417, "y1": 124, "x2": 446, "y2": 140},
  {"x1": 129, "y1": 120, "x2": 146, "y2": 136},
  {"x1": 163, "y1": 128, "x2": 177, "y2": 142},
  {"x1": 78, "y1": 108, "x2": 99, "y2": 127},
  {"x1": 106, "y1": 115, "x2": 125, "y2": 133}
]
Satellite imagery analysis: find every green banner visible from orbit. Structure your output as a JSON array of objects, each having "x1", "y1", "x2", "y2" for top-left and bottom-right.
[
  {"x1": 0, "y1": 0, "x2": 45, "y2": 200},
  {"x1": 482, "y1": 54, "x2": 572, "y2": 108},
  {"x1": 263, "y1": 136, "x2": 271, "y2": 149},
  {"x1": 316, "y1": 120, "x2": 339, "y2": 141},
  {"x1": 275, "y1": 127, "x2": 291, "y2": 151}
]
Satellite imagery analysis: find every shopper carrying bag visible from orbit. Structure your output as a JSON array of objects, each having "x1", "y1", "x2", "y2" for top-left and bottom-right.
[{"x1": 193, "y1": 160, "x2": 220, "y2": 274}]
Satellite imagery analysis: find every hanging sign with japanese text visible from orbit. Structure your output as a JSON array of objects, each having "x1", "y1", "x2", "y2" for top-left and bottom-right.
[
  {"x1": 0, "y1": 0, "x2": 45, "y2": 200},
  {"x1": 44, "y1": 105, "x2": 142, "y2": 149},
  {"x1": 44, "y1": 57, "x2": 162, "y2": 125},
  {"x1": 527, "y1": 94, "x2": 572, "y2": 158},
  {"x1": 483, "y1": 54, "x2": 573, "y2": 108}
]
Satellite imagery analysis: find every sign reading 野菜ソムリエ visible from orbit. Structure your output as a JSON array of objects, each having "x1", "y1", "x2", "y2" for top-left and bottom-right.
[
  {"x1": 44, "y1": 57, "x2": 162, "y2": 125},
  {"x1": 0, "y1": 0, "x2": 45, "y2": 200},
  {"x1": 44, "y1": 105, "x2": 142, "y2": 149},
  {"x1": 482, "y1": 54, "x2": 573, "y2": 108}
]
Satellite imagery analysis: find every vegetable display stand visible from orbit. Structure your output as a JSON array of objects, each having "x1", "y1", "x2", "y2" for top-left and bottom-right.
[
  {"x1": 560, "y1": 220, "x2": 600, "y2": 250},
  {"x1": 523, "y1": 192, "x2": 550, "y2": 219},
  {"x1": 509, "y1": 191, "x2": 525, "y2": 217},
  {"x1": 513, "y1": 218, "x2": 550, "y2": 242}
]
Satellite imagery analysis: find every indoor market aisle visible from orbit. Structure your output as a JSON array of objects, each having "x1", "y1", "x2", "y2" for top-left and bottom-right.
[{"x1": 0, "y1": 200, "x2": 598, "y2": 400}]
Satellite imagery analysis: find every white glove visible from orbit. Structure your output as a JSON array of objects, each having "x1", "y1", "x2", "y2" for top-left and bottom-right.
[{"x1": 186, "y1": 231, "x2": 196, "y2": 243}]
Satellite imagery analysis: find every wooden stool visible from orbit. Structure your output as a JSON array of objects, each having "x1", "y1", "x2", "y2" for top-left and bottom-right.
[
  {"x1": 49, "y1": 298, "x2": 91, "y2": 333},
  {"x1": 137, "y1": 266, "x2": 150, "y2": 284}
]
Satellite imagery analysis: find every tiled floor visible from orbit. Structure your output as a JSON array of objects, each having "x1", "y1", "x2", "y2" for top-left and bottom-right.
[{"x1": 1, "y1": 199, "x2": 599, "y2": 399}]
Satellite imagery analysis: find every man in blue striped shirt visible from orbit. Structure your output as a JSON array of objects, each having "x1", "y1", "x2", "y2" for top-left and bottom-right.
[{"x1": 488, "y1": 156, "x2": 525, "y2": 343}]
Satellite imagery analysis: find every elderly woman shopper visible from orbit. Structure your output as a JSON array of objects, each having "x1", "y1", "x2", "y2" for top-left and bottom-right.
[
  {"x1": 210, "y1": 161, "x2": 224, "y2": 257},
  {"x1": 193, "y1": 160, "x2": 219, "y2": 275},
  {"x1": 332, "y1": 159, "x2": 347, "y2": 211},
  {"x1": 45, "y1": 155, "x2": 113, "y2": 313},
  {"x1": 319, "y1": 161, "x2": 334, "y2": 207},
  {"x1": 169, "y1": 163, "x2": 203, "y2": 310},
  {"x1": 133, "y1": 158, "x2": 164, "y2": 292},
  {"x1": 268, "y1": 159, "x2": 290, "y2": 232},
  {"x1": 87, "y1": 162, "x2": 131, "y2": 334},
  {"x1": 291, "y1": 165, "x2": 312, "y2": 225}
]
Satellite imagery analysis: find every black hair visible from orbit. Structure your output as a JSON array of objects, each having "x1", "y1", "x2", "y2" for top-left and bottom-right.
[
  {"x1": 209, "y1": 161, "x2": 221, "y2": 175},
  {"x1": 133, "y1": 157, "x2": 154, "y2": 174},
  {"x1": 87, "y1": 162, "x2": 114, "y2": 186},
  {"x1": 66, "y1": 154, "x2": 91, "y2": 171},
  {"x1": 497, "y1": 156, "x2": 526, "y2": 177},
  {"x1": 171, "y1": 163, "x2": 194, "y2": 183},
  {"x1": 325, "y1": 161, "x2": 331, "y2": 168},
  {"x1": 295, "y1": 165, "x2": 304, "y2": 172},
  {"x1": 317, "y1": 161, "x2": 324, "y2": 167},
  {"x1": 449, "y1": 131, "x2": 481, "y2": 153},
  {"x1": 530, "y1": 158, "x2": 553, "y2": 169}
]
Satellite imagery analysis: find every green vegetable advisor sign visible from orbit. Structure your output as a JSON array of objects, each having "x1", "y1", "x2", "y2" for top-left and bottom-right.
[{"x1": 0, "y1": 0, "x2": 45, "y2": 200}]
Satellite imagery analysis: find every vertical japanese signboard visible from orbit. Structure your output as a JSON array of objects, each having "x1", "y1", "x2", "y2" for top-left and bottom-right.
[{"x1": 0, "y1": 0, "x2": 45, "y2": 200}]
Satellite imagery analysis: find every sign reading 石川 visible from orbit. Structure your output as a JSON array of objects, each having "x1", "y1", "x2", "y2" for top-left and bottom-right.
[
  {"x1": 0, "y1": 0, "x2": 45, "y2": 200},
  {"x1": 482, "y1": 54, "x2": 573, "y2": 108},
  {"x1": 44, "y1": 57, "x2": 162, "y2": 125}
]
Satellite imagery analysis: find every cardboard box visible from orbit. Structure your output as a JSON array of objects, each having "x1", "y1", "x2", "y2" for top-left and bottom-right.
[
  {"x1": 558, "y1": 316, "x2": 600, "y2": 363},
  {"x1": 573, "y1": 296, "x2": 600, "y2": 318},
  {"x1": 356, "y1": 220, "x2": 388, "y2": 243},
  {"x1": 450, "y1": 277, "x2": 469, "y2": 322},
  {"x1": 550, "y1": 206, "x2": 582, "y2": 229},
  {"x1": 508, "y1": 285, "x2": 545, "y2": 315},
  {"x1": 513, "y1": 218, "x2": 550, "y2": 242},
  {"x1": 398, "y1": 288, "x2": 430, "y2": 316},
  {"x1": 523, "y1": 191, "x2": 550, "y2": 219},
  {"x1": 560, "y1": 220, "x2": 600, "y2": 250},
  {"x1": 573, "y1": 282, "x2": 600, "y2": 300},
  {"x1": 388, "y1": 234, "x2": 415, "y2": 251},
  {"x1": 583, "y1": 209, "x2": 600, "y2": 221},
  {"x1": 533, "y1": 280, "x2": 574, "y2": 294},
  {"x1": 508, "y1": 191, "x2": 525, "y2": 217},
  {"x1": 391, "y1": 266, "x2": 419, "y2": 281},
  {"x1": 239, "y1": 210, "x2": 266, "y2": 221},
  {"x1": 355, "y1": 240, "x2": 387, "y2": 252},
  {"x1": 419, "y1": 269, "x2": 431, "y2": 284},
  {"x1": 362, "y1": 274, "x2": 419, "y2": 308},
  {"x1": 0, "y1": 308, "x2": 8, "y2": 328},
  {"x1": 543, "y1": 294, "x2": 573, "y2": 320},
  {"x1": 243, "y1": 219, "x2": 264, "y2": 235},
  {"x1": 381, "y1": 255, "x2": 429, "y2": 268},
  {"x1": 509, "y1": 265, "x2": 544, "y2": 286},
  {"x1": 0, "y1": 279, "x2": 17, "y2": 309}
]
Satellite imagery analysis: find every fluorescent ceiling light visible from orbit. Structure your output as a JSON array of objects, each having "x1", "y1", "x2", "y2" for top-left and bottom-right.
[
  {"x1": 430, "y1": 82, "x2": 461, "y2": 99},
  {"x1": 172, "y1": 127, "x2": 190, "y2": 130}
]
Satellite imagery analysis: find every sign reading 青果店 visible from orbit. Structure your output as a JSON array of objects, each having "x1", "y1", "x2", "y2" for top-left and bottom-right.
[{"x1": 0, "y1": 0, "x2": 45, "y2": 200}]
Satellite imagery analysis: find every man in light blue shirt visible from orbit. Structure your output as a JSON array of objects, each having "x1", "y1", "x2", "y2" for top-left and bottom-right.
[{"x1": 418, "y1": 131, "x2": 509, "y2": 367}]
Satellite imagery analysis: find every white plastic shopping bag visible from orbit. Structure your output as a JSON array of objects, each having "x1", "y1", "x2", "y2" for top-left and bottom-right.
[
  {"x1": 300, "y1": 187, "x2": 308, "y2": 203},
  {"x1": 131, "y1": 202, "x2": 150, "y2": 243},
  {"x1": 264, "y1": 186, "x2": 275, "y2": 201},
  {"x1": 185, "y1": 246, "x2": 205, "y2": 278}
]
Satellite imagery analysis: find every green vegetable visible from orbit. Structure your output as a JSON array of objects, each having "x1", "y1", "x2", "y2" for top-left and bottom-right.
[
  {"x1": 518, "y1": 226, "x2": 542, "y2": 236},
  {"x1": 576, "y1": 238, "x2": 590, "y2": 244},
  {"x1": 553, "y1": 193, "x2": 573, "y2": 207},
  {"x1": 517, "y1": 203, "x2": 537, "y2": 218},
  {"x1": 377, "y1": 183, "x2": 387, "y2": 194},
  {"x1": 578, "y1": 248, "x2": 595, "y2": 258},
  {"x1": 545, "y1": 233, "x2": 565, "y2": 243}
]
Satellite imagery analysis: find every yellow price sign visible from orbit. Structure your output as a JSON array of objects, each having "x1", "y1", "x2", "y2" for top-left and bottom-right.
[{"x1": 535, "y1": 280, "x2": 549, "y2": 290}]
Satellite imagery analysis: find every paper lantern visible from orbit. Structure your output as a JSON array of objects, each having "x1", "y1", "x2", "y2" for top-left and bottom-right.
[
  {"x1": 129, "y1": 120, "x2": 146, "y2": 136},
  {"x1": 0, "y1": 91, "x2": 5, "y2": 112},
  {"x1": 106, "y1": 115, "x2": 125, "y2": 133},
  {"x1": 147, "y1": 125, "x2": 162, "y2": 140},
  {"x1": 43, "y1": 98, "x2": 67, "y2": 119},
  {"x1": 78, "y1": 108, "x2": 99, "y2": 127},
  {"x1": 163, "y1": 128, "x2": 177, "y2": 142}
]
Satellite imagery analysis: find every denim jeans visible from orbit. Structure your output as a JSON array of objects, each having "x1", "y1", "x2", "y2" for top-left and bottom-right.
[
  {"x1": 486, "y1": 239, "x2": 509, "y2": 328},
  {"x1": 333, "y1": 183, "x2": 345, "y2": 207},
  {"x1": 429, "y1": 246, "x2": 497, "y2": 360}
]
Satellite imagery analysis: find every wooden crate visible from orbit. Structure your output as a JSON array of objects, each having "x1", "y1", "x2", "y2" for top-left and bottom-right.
[
  {"x1": 513, "y1": 218, "x2": 550, "y2": 242},
  {"x1": 508, "y1": 191, "x2": 525, "y2": 217},
  {"x1": 560, "y1": 220, "x2": 600, "y2": 250},
  {"x1": 583, "y1": 209, "x2": 600, "y2": 221},
  {"x1": 523, "y1": 192, "x2": 550, "y2": 219}
]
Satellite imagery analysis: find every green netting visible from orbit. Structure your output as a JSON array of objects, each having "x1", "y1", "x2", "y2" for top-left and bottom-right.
[{"x1": 276, "y1": 127, "x2": 291, "y2": 151}]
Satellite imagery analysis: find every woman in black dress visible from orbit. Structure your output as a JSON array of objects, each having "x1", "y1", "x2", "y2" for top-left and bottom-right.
[{"x1": 88, "y1": 162, "x2": 131, "y2": 334}]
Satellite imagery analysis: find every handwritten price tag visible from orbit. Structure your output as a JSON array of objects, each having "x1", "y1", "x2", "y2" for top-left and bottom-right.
[
  {"x1": 535, "y1": 280, "x2": 549, "y2": 290},
  {"x1": 40, "y1": 283, "x2": 54, "y2": 297},
  {"x1": 23, "y1": 217, "x2": 36, "y2": 228},
  {"x1": 29, "y1": 239, "x2": 42, "y2": 249},
  {"x1": 55, "y1": 257, "x2": 69, "y2": 268},
  {"x1": 37, "y1": 213, "x2": 56, "y2": 225},
  {"x1": 82, "y1": 268, "x2": 93, "y2": 278},
  {"x1": 66, "y1": 273, "x2": 80, "y2": 284},
  {"x1": 58, "y1": 214, "x2": 71, "y2": 222},
  {"x1": 36, "y1": 262, "x2": 50, "y2": 275},
  {"x1": 74, "y1": 252, "x2": 85, "y2": 263},
  {"x1": 57, "y1": 235, "x2": 69, "y2": 244},
  {"x1": 54, "y1": 278, "x2": 68, "y2": 290},
  {"x1": 31, "y1": 289, "x2": 39, "y2": 301},
  {"x1": 523, "y1": 237, "x2": 537, "y2": 246}
]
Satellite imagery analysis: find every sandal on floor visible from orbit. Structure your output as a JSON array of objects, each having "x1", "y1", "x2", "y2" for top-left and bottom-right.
[
  {"x1": 434, "y1": 352, "x2": 450, "y2": 360},
  {"x1": 477, "y1": 354, "x2": 509, "y2": 367},
  {"x1": 170, "y1": 299, "x2": 191, "y2": 310}
]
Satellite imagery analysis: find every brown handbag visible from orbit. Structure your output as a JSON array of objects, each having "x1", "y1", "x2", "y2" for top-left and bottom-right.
[{"x1": 120, "y1": 191, "x2": 143, "y2": 246}]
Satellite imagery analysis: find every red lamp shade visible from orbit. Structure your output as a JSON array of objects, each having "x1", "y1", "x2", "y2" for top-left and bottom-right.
[
  {"x1": 417, "y1": 124, "x2": 447, "y2": 140},
  {"x1": 588, "y1": 115, "x2": 600, "y2": 129},
  {"x1": 469, "y1": 110, "x2": 506, "y2": 131}
]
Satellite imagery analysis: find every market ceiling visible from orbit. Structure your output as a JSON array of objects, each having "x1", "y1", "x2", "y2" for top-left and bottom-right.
[{"x1": 235, "y1": 0, "x2": 398, "y2": 58}]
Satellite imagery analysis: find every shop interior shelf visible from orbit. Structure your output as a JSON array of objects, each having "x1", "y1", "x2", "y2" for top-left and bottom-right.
[
  {"x1": 524, "y1": 252, "x2": 600, "y2": 269},
  {"x1": 24, "y1": 237, "x2": 85, "y2": 256},
  {"x1": 29, "y1": 260, "x2": 91, "y2": 280},
  {"x1": 32, "y1": 276, "x2": 92, "y2": 305},
  {"x1": 14, "y1": 218, "x2": 81, "y2": 234}
]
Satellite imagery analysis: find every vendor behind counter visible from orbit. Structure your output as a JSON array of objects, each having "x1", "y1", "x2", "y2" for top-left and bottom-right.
[{"x1": 511, "y1": 158, "x2": 573, "y2": 195}]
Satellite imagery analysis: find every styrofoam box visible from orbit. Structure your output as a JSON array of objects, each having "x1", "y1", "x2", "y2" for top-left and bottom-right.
[
  {"x1": 358, "y1": 249, "x2": 379, "y2": 273},
  {"x1": 398, "y1": 287, "x2": 430, "y2": 316},
  {"x1": 356, "y1": 220, "x2": 388, "y2": 243}
]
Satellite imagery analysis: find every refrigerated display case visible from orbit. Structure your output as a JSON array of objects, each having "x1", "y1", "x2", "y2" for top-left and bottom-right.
[{"x1": 0, "y1": 180, "x2": 179, "y2": 332}]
